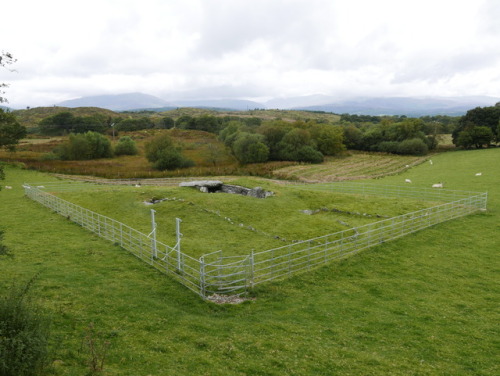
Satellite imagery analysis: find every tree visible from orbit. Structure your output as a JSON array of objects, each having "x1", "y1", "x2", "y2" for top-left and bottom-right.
[
  {"x1": 0, "y1": 109, "x2": 27, "y2": 151},
  {"x1": 159, "y1": 116, "x2": 175, "y2": 129},
  {"x1": 115, "y1": 117, "x2": 154, "y2": 132},
  {"x1": 55, "y1": 132, "x2": 112, "y2": 160},
  {"x1": 232, "y1": 133, "x2": 269, "y2": 164},
  {"x1": 453, "y1": 106, "x2": 500, "y2": 146},
  {"x1": 144, "y1": 133, "x2": 194, "y2": 170},
  {"x1": 1, "y1": 51, "x2": 16, "y2": 104},
  {"x1": 114, "y1": 136, "x2": 138, "y2": 156},
  {"x1": 39, "y1": 112, "x2": 108, "y2": 135},
  {"x1": 309, "y1": 124, "x2": 345, "y2": 156}
]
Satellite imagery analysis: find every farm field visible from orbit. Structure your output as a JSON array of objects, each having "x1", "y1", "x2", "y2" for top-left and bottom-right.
[
  {"x1": 0, "y1": 148, "x2": 498, "y2": 375},
  {"x1": 273, "y1": 151, "x2": 429, "y2": 182}
]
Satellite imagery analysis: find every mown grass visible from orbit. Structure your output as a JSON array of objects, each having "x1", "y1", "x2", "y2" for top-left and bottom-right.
[
  {"x1": 0, "y1": 148, "x2": 498, "y2": 375},
  {"x1": 273, "y1": 151, "x2": 430, "y2": 182}
]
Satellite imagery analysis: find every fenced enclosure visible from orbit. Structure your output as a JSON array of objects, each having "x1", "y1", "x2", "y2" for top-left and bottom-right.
[{"x1": 23, "y1": 182, "x2": 487, "y2": 300}]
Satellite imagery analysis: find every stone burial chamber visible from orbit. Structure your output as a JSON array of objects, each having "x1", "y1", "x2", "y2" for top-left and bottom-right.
[{"x1": 179, "y1": 180, "x2": 274, "y2": 198}]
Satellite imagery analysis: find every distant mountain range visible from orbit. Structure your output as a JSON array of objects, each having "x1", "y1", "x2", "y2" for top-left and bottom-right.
[{"x1": 56, "y1": 92, "x2": 500, "y2": 116}]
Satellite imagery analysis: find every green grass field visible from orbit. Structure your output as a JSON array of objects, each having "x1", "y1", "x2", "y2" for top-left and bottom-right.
[
  {"x1": 0, "y1": 148, "x2": 498, "y2": 375},
  {"x1": 48, "y1": 178, "x2": 436, "y2": 259}
]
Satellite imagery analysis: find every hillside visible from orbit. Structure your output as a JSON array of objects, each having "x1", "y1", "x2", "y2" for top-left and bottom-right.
[
  {"x1": 12, "y1": 106, "x2": 123, "y2": 128},
  {"x1": 45, "y1": 91, "x2": 500, "y2": 116},
  {"x1": 58, "y1": 92, "x2": 171, "y2": 111}
]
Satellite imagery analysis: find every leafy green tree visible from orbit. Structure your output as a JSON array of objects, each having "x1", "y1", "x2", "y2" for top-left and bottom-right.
[
  {"x1": 257, "y1": 121, "x2": 291, "y2": 160},
  {"x1": 294, "y1": 145, "x2": 324, "y2": 163},
  {"x1": 55, "y1": 132, "x2": 112, "y2": 160},
  {"x1": 309, "y1": 124, "x2": 345, "y2": 156},
  {"x1": 396, "y1": 138, "x2": 429, "y2": 155},
  {"x1": 114, "y1": 136, "x2": 138, "y2": 156},
  {"x1": 39, "y1": 112, "x2": 108, "y2": 135},
  {"x1": 159, "y1": 116, "x2": 175, "y2": 129},
  {"x1": 175, "y1": 115, "x2": 196, "y2": 129},
  {"x1": 145, "y1": 133, "x2": 194, "y2": 170},
  {"x1": 194, "y1": 115, "x2": 220, "y2": 133},
  {"x1": 232, "y1": 133, "x2": 269, "y2": 164},
  {"x1": 0, "y1": 109, "x2": 27, "y2": 151},
  {"x1": 342, "y1": 124, "x2": 363, "y2": 149},
  {"x1": 453, "y1": 106, "x2": 500, "y2": 146},
  {"x1": 218, "y1": 121, "x2": 245, "y2": 147},
  {"x1": 115, "y1": 117, "x2": 154, "y2": 131}
]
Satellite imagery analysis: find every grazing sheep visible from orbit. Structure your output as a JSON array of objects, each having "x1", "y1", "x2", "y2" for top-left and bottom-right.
[
  {"x1": 36, "y1": 185, "x2": 45, "y2": 189},
  {"x1": 475, "y1": 172, "x2": 482, "y2": 176},
  {"x1": 432, "y1": 183, "x2": 443, "y2": 188},
  {"x1": 429, "y1": 160, "x2": 433, "y2": 165},
  {"x1": 405, "y1": 179, "x2": 412, "y2": 183},
  {"x1": 4, "y1": 186, "x2": 12, "y2": 189},
  {"x1": 134, "y1": 184, "x2": 141, "y2": 187},
  {"x1": 405, "y1": 164, "x2": 410, "y2": 168}
]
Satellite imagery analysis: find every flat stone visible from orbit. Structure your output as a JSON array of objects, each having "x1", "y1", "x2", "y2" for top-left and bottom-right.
[{"x1": 179, "y1": 180, "x2": 223, "y2": 188}]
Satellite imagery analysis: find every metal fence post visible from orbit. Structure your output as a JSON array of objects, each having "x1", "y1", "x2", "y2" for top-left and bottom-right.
[
  {"x1": 199, "y1": 256, "x2": 206, "y2": 298},
  {"x1": 150, "y1": 209, "x2": 157, "y2": 259},
  {"x1": 176, "y1": 218, "x2": 183, "y2": 272},
  {"x1": 249, "y1": 251, "x2": 255, "y2": 288}
]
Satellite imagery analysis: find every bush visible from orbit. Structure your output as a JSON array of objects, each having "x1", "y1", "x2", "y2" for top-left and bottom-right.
[
  {"x1": 115, "y1": 117, "x2": 154, "y2": 132},
  {"x1": 0, "y1": 276, "x2": 51, "y2": 376},
  {"x1": 152, "y1": 148, "x2": 195, "y2": 170},
  {"x1": 397, "y1": 138, "x2": 429, "y2": 155},
  {"x1": 232, "y1": 133, "x2": 269, "y2": 164},
  {"x1": 377, "y1": 141, "x2": 400, "y2": 153},
  {"x1": 55, "y1": 132, "x2": 113, "y2": 160},
  {"x1": 295, "y1": 145, "x2": 324, "y2": 163},
  {"x1": 114, "y1": 136, "x2": 138, "y2": 156},
  {"x1": 145, "y1": 134, "x2": 194, "y2": 170}
]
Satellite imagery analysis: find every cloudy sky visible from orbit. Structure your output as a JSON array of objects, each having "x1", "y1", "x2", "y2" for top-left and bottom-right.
[{"x1": 1, "y1": 0, "x2": 499, "y2": 108}]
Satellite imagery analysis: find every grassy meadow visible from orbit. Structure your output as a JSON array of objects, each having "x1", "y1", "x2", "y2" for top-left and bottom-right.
[{"x1": 0, "y1": 148, "x2": 498, "y2": 375}]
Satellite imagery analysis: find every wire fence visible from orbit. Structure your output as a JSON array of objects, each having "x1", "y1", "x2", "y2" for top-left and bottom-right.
[{"x1": 23, "y1": 182, "x2": 487, "y2": 300}]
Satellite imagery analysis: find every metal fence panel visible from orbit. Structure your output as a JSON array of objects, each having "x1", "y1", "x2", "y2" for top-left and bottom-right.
[{"x1": 23, "y1": 182, "x2": 487, "y2": 299}]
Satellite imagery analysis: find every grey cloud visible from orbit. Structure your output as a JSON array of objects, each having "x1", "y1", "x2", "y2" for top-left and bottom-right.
[{"x1": 392, "y1": 50, "x2": 500, "y2": 84}]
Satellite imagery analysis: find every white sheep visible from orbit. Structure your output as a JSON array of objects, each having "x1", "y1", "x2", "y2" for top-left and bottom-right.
[
  {"x1": 4, "y1": 186, "x2": 12, "y2": 189},
  {"x1": 432, "y1": 183, "x2": 443, "y2": 188},
  {"x1": 429, "y1": 160, "x2": 433, "y2": 165},
  {"x1": 134, "y1": 184, "x2": 141, "y2": 187},
  {"x1": 475, "y1": 172, "x2": 482, "y2": 176},
  {"x1": 405, "y1": 179, "x2": 412, "y2": 183}
]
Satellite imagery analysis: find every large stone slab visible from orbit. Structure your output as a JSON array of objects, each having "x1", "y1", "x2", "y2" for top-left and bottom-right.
[{"x1": 179, "y1": 180, "x2": 223, "y2": 188}]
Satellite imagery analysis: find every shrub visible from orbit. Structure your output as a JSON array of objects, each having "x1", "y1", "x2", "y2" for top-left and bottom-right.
[
  {"x1": 145, "y1": 134, "x2": 194, "y2": 170},
  {"x1": 55, "y1": 132, "x2": 113, "y2": 160},
  {"x1": 114, "y1": 136, "x2": 138, "y2": 156},
  {"x1": 0, "y1": 276, "x2": 51, "y2": 376},
  {"x1": 115, "y1": 117, "x2": 154, "y2": 132},
  {"x1": 295, "y1": 145, "x2": 324, "y2": 163},
  {"x1": 152, "y1": 148, "x2": 195, "y2": 170},
  {"x1": 232, "y1": 133, "x2": 269, "y2": 164},
  {"x1": 377, "y1": 141, "x2": 400, "y2": 153},
  {"x1": 397, "y1": 138, "x2": 429, "y2": 155}
]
